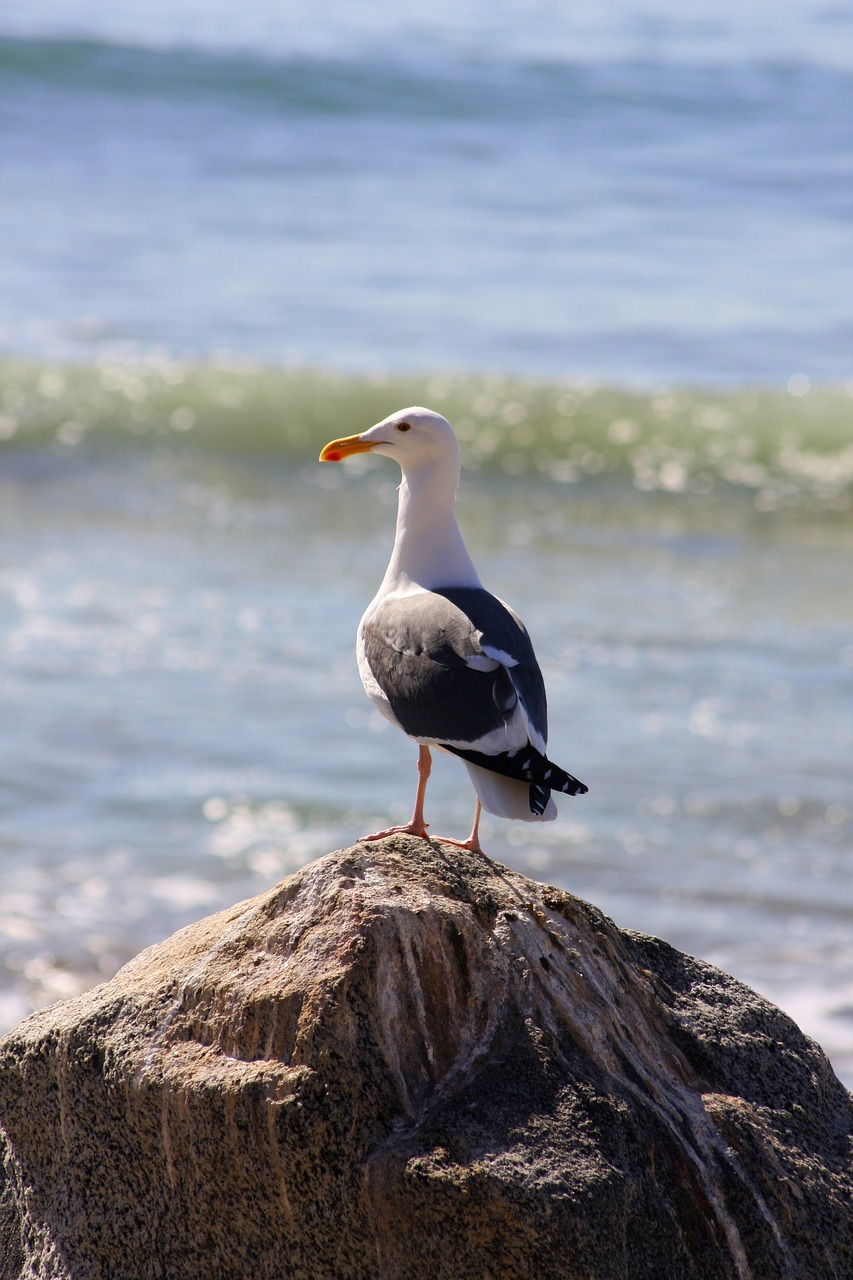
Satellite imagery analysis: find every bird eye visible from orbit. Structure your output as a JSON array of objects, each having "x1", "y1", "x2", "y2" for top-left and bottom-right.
[{"x1": 396, "y1": 421, "x2": 411, "y2": 432}]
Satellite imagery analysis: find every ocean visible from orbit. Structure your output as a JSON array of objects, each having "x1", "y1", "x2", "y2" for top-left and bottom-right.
[{"x1": 1, "y1": 1, "x2": 852, "y2": 1086}]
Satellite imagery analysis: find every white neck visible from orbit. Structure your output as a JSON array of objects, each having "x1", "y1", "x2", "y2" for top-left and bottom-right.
[{"x1": 380, "y1": 461, "x2": 481, "y2": 594}]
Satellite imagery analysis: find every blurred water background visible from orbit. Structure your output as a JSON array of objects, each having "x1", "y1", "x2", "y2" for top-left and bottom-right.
[{"x1": 0, "y1": 0, "x2": 851, "y2": 1084}]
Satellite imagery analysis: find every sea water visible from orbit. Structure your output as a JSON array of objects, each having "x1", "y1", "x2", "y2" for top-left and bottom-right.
[
  {"x1": 0, "y1": 1, "x2": 852, "y2": 1085},
  {"x1": 2, "y1": 0, "x2": 852, "y2": 383}
]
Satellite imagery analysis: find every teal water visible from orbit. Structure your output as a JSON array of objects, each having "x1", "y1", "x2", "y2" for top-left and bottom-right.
[
  {"x1": 1, "y1": 1, "x2": 852, "y2": 383},
  {"x1": 3, "y1": 360, "x2": 852, "y2": 508}
]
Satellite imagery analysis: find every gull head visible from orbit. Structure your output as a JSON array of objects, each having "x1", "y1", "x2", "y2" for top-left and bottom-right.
[{"x1": 319, "y1": 406, "x2": 459, "y2": 475}]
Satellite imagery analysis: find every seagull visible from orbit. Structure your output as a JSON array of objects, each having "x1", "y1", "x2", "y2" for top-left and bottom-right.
[{"x1": 319, "y1": 406, "x2": 587, "y2": 852}]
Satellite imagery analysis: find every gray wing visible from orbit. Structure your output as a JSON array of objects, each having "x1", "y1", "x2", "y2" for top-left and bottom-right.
[
  {"x1": 361, "y1": 586, "x2": 547, "y2": 749},
  {"x1": 436, "y1": 586, "x2": 548, "y2": 748}
]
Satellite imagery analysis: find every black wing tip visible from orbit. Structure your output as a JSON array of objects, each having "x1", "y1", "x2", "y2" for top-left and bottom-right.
[
  {"x1": 530, "y1": 774, "x2": 588, "y2": 814},
  {"x1": 443, "y1": 743, "x2": 588, "y2": 806},
  {"x1": 530, "y1": 783, "x2": 550, "y2": 816}
]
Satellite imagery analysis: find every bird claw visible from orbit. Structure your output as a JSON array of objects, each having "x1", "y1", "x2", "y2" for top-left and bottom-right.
[
  {"x1": 359, "y1": 822, "x2": 430, "y2": 842},
  {"x1": 435, "y1": 835, "x2": 484, "y2": 854}
]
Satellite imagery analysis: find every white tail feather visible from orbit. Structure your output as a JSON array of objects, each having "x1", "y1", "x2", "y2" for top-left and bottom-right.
[{"x1": 462, "y1": 761, "x2": 557, "y2": 822}]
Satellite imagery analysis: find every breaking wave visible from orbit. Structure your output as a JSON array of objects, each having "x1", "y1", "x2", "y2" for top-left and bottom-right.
[{"x1": 2, "y1": 358, "x2": 852, "y2": 512}]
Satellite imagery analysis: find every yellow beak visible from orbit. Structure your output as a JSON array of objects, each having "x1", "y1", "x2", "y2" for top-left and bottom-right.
[{"x1": 319, "y1": 432, "x2": 377, "y2": 462}]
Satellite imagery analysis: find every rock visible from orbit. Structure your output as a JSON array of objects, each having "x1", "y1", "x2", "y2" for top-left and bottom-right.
[{"x1": 1, "y1": 838, "x2": 851, "y2": 1280}]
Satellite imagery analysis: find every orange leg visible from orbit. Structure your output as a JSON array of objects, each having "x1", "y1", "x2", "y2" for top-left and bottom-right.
[
  {"x1": 360, "y1": 744, "x2": 432, "y2": 842},
  {"x1": 437, "y1": 798, "x2": 483, "y2": 854}
]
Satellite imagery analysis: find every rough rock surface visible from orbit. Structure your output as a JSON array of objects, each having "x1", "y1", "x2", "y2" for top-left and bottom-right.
[{"x1": 1, "y1": 838, "x2": 851, "y2": 1280}]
